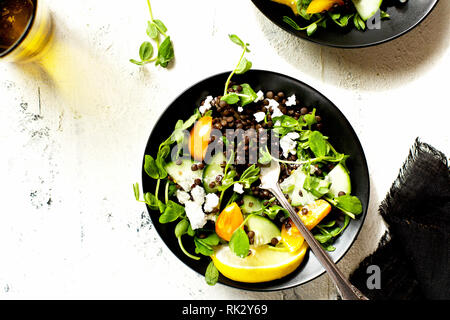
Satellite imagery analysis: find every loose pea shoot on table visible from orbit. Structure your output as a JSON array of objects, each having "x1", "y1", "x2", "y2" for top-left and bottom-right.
[{"x1": 130, "y1": 0, "x2": 174, "y2": 68}]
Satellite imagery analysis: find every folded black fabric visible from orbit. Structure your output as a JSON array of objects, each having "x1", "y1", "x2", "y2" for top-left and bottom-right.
[{"x1": 349, "y1": 138, "x2": 450, "y2": 300}]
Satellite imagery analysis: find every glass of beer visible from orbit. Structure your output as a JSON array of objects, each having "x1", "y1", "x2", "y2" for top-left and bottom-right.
[{"x1": 0, "y1": 0, "x2": 53, "y2": 63}]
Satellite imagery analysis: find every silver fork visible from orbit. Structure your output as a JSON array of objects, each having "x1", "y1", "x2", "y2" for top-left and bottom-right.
[{"x1": 259, "y1": 160, "x2": 368, "y2": 300}]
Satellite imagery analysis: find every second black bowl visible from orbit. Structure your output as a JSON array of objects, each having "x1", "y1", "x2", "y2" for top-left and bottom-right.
[{"x1": 252, "y1": 0, "x2": 439, "y2": 48}]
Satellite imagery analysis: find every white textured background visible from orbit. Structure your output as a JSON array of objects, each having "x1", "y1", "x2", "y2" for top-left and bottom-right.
[{"x1": 0, "y1": 0, "x2": 448, "y2": 299}]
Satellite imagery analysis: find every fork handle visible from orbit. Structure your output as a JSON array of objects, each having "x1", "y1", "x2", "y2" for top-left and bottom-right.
[{"x1": 270, "y1": 185, "x2": 368, "y2": 300}]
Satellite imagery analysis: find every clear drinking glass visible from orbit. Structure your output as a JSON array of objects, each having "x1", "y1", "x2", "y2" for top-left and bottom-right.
[{"x1": 0, "y1": 0, "x2": 53, "y2": 63}]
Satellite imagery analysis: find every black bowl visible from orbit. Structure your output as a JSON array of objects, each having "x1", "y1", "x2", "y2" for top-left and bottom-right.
[
  {"x1": 141, "y1": 70, "x2": 370, "y2": 291},
  {"x1": 252, "y1": 0, "x2": 439, "y2": 48}
]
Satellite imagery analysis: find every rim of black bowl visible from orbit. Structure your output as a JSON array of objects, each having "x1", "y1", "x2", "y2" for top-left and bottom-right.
[
  {"x1": 251, "y1": 0, "x2": 439, "y2": 49},
  {"x1": 141, "y1": 69, "x2": 370, "y2": 291}
]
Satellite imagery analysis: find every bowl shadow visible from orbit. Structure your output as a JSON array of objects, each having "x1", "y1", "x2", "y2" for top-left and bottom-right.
[{"x1": 255, "y1": 1, "x2": 450, "y2": 91}]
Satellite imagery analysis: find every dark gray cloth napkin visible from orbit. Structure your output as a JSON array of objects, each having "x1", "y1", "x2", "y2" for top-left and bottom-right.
[{"x1": 349, "y1": 138, "x2": 450, "y2": 300}]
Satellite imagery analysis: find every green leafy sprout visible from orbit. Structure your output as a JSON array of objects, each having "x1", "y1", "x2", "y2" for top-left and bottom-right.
[{"x1": 130, "y1": 0, "x2": 174, "y2": 68}]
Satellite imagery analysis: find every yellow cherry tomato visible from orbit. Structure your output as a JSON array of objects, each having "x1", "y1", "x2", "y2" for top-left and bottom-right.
[
  {"x1": 281, "y1": 199, "x2": 332, "y2": 252},
  {"x1": 189, "y1": 116, "x2": 212, "y2": 161},
  {"x1": 306, "y1": 0, "x2": 344, "y2": 14},
  {"x1": 215, "y1": 202, "x2": 244, "y2": 242}
]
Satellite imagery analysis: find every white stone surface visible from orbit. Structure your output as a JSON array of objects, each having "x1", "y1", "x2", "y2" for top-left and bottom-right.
[{"x1": 0, "y1": 0, "x2": 449, "y2": 299}]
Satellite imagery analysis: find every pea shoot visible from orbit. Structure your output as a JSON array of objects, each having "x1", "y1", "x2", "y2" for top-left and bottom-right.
[{"x1": 130, "y1": 0, "x2": 174, "y2": 68}]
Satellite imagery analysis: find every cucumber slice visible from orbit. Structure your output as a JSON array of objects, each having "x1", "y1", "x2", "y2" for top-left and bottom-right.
[
  {"x1": 165, "y1": 159, "x2": 203, "y2": 192},
  {"x1": 245, "y1": 215, "x2": 281, "y2": 246},
  {"x1": 203, "y1": 152, "x2": 227, "y2": 193},
  {"x1": 351, "y1": 0, "x2": 382, "y2": 21},
  {"x1": 288, "y1": 170, "x2": 318, "y2": 207},
  {"x1": 326, "y1": 163, "x2": 351, "y2": 198},
  {"x1": 241, "y1": 195, "x2": 264, "y2": 214}
]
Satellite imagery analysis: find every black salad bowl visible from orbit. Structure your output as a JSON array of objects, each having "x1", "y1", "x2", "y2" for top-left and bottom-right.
[
  {"x1": 141, "y1": 70, "x2": 370, "y2": 291},
  {"x1": 251, "y1": 0, "x2": 439, "y2": 48}
]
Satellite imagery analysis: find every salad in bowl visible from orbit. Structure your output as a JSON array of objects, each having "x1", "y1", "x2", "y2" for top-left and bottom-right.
[
  {"x1": 135, "y1": 35, "x2": 365, "y2": 286},
  {"x1": 275, "y1": 0, "x2": 392, "y2": 36}
]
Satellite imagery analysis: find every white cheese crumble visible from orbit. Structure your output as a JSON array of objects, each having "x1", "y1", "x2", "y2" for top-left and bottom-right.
[
  {"x1": 267, "y1": 98, "x2": 279, "y2": 109},
  {"x1": 272, "y1": 106, "x2": 284, "y2": 118},
  {"x1": 237, "y1": 106, "x2": 243, "y2": 113},
  {"x1": 253, "y1": 112, "x2": 266, "y2": 123},
  {"x1": 285, "y1": 94, "x2": 296, "y2": 107},
  {"x1": 280, "y1": 132, "x2": 300, "y2": 158},
  {"x1": 184, "y1": 201, "x2": 206, "y2": 230},
  {"x1": 204, "y1": 193, "x2": 219, "y2": 213},
  {"x1": 254, "y1": 90, "x2": 264, "y2": 102},
  {"x1": 191, "y1": 185, "x2": 206, "y2": 205},
  {"x1": 268, "y1": 99, "x2": 284, "y2": 118},
  {"x1": 233, "y1": 183, "x2": 244, "y2": 194},
  {"x1": 175, "y1": 170, "x2": 202, "y2": 192},
  {"x1": 199, "y1": 95, "x2": 214, "y2": 114},
  {"x1": 176, "y1": 190, "x2": 191, "y2": 205}
]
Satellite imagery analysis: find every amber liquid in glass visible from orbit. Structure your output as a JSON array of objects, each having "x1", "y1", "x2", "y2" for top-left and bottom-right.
[{"x1": 0, "y1": 0, "x2": 35, "y2": 54}]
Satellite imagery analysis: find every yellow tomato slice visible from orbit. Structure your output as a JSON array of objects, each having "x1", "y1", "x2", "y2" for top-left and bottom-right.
[
  {"x1": 306, "y1": 0, "x2": 344, "y2": 14},
  {"x1": 189, "y1": 116, "x2": 212, "y2": 161},
  {"x1": 281, "y1": 199, "x2": 332, "y2": 252},
  {"x1": 215, "y1": 202, "x2": 244, "y2": 242}
]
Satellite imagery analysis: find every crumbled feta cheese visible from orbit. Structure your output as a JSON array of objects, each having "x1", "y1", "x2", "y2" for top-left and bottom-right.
[
  {"x1": 267, "y1": 98, "x2": 279, "y2": 109},
  {"x1": 268, "y1": 99, "x2": 284, "y2": 118},
  {"x1": 176, "y1": 190, "x2": 191, "y2": 205},
  {"x1": 233, "y1": 183, "x2": 244, "y2": 194},
  {"x1": 237, "y1": 106, "x2": 243, "y2": 113},
  {"x1": 184, "y1": 201, "x2": 206, "y2": 230},
  {"x1": 280, "y1": 132, "x2": 300, "y2": 158},
  {"x1": 205, "y1": 213, "x2": 217, "y2": 222},
  {"x1": 191, "y1": 185, "x2": 206, "y2": 205},
  {"x1": 199, "y1": 95, "x2": 214, "y2": 114},
  {"x1": 204, "y1": 193, "x2": 219, "y2": 213},
  {"x1": 253, "y1": 112, "x2": 266, "y2": 123},
  {"x1": 272, "y1": 106, "x2": 284, "y2": 118},
  {"x1": 285, "y1": 94, "x2": 296, "y2": 107},
  {"x1": 254, "y1": 90, "x2": 264, "y2": 102},
  {"x1": 175, "y1": 170, "x2": 202, "y2": 192}
]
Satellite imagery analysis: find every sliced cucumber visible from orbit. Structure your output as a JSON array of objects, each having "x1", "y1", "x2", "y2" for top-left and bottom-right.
[
  {"x1": 285, "y1": 170, "x2": 318, "y2": 207},
  {"x1": 245, "y1": 215, "x2": 281, "y2": 246},
  {"x1": 351, "y1": 0, "x2": 382, "y2": 21},
  {"x1": 326, "y1": 163, "x2": 351, "y2": 198},
  {"x1": 203, "y1": 152, "x2": 227, "y2": 193},
  {"x1": 241, "y1": 195, "x2": 264, "y2": 214},
  {"x1": 165, "y1": 159, "x2": 203, "y2": 192}
]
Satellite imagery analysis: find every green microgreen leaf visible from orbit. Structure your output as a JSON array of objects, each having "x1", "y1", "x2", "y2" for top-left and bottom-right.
[
  {"x1": 159, "y1": 200, "x2": 184, "y2": 223},
  {"x1": 232, "y1": 83, "x2": 257, "y2": 106},
  {"x1": 194, "y1": 237, "x2": 215, "y2": 256},
  {"x1": 133, "y1": 183, "x2": 140, "y2": 201},
  {"x1": 153, "y1": 19, "x2": 167, "y2": 33},
  {"x1": 221, "y1": 93, "x2": 240, "y2": 105},
  {"x1": 146, "y1": 21, "x2": 158, "y2": 39},
  {"x1": 335, "y1": 195, "x2": 363, "y2": 215},
  {"x1": 308, "y1": 131, "x2": 328, "y2": 158},
  {"x1": 229, "y1": 228, "x2": 250, "y2": 258},
  {"x1": 205, "y1": 261, "x2": 219, "y2": 286},
  {"x1": 175, "y1": 218, "x2": 190, "y2": 238},
  {"x1": 139, "y1": 41, "x2": 154, "y2": 61},
  {"x1": 155, "y1": 36, "x2": 174, "y2": 68},
  {"x1": 235, "y1": 57, "x2": 252, "y2": 75}
]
